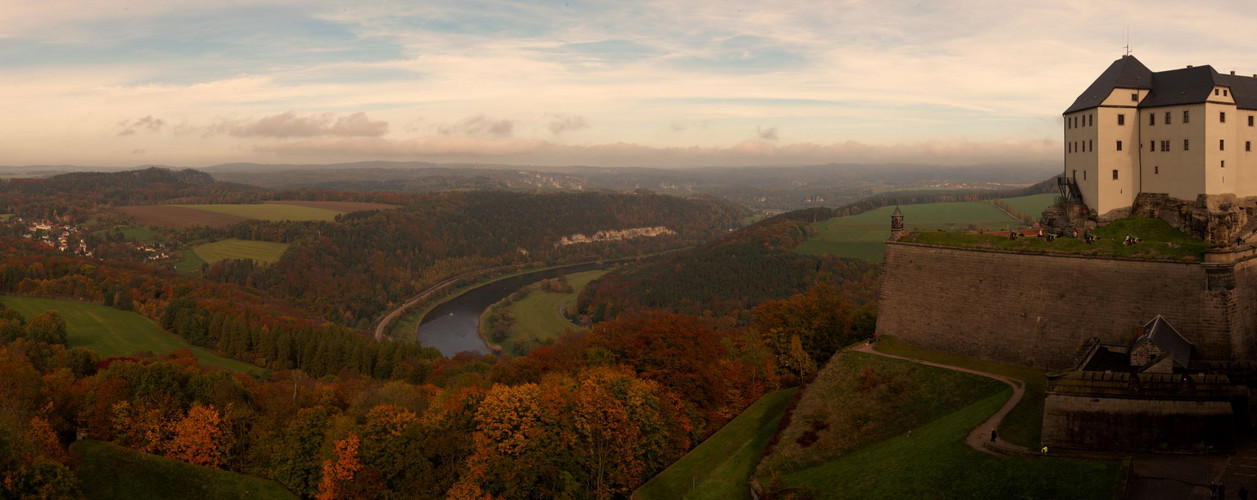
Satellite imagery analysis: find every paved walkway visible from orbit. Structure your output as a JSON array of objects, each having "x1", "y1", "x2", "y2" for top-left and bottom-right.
[{"x1": 851, "y1": 342, "x2": 1032, "y2": 455}]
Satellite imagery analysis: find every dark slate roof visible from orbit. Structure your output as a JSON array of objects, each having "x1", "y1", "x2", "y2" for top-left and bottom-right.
[
  {"x1": 1068, "y1": 57, "x2": 1257, "y2": 113},
  {"x1": 1132, "y1": 315, "x2": 1195, "y2": 366},
  {"x1": 891, "y1": 206, "x2": 902, "y2": 217},
  {"x1": 1064, "y1": 55, "x2": 1153, "y2": 114}
]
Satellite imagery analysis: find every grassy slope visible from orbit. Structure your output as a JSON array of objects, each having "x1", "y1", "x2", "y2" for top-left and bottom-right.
[
  {"x1": 758, "y1": 351, "x2": 1006, "y2": 475},
  {"x1": 175, "y1": 203, "x2": 341, "y2": 222},
  {"x1": 121, "y1": 226, "x2": 160, "y2": 242},
  {"x1": 777, "y1": 393, "x2": 1120, "y2": 500},
  {"x1": 906, "y1": 215, "x2": 1210, "y2": 261},
  {"x1": 175, "y1": 250, "x2": 207, "y2": 274},
  {"x1": 192, "y1": 238, "x2": 290, "y2": 265},
  {"x1": 497, "y1": 270, "x2": 606, "y2": 356},
  {"x1": 1, "y1": 297, "x2": 261, "y2": 374},
  {"x1": 873, "y1": 336, "x2": 1047, "y2": 447},
  {"x1": 71, "y1": 440, "x2": 296, "y2": 500},
  {"x1": 636, "y1": 388, "x2": 798, "y2": 500},
  {"x1": 797, "y1": 202, "x2": 1023, "y2": 262}
]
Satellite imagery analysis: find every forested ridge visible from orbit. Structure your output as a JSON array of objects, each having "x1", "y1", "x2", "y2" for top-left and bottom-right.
[
  {"x1": 578, "y1": 215, "x2": 881, "y2": 321},
  {"x1": 0, "y1": 169, "x2": 882, "y2": 499}
]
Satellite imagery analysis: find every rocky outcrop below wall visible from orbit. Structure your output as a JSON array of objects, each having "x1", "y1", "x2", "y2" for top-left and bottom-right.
[
  {"x1": 1130, "y1": 193, "x2": 1254, "y2": 245},
  {"x1": 874, "y1": 242, "x2": 1255, "y2": 370}
]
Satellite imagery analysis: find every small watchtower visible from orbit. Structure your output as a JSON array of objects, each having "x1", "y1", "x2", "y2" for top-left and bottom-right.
[{"x1": 890, "y1": 206, "x2": 904, "y2": 240}]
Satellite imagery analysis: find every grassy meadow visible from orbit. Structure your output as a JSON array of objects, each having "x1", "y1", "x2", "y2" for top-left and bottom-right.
[
  {"x1": 756, "y1": 348, "x2": 1119, "y2": 498},
  {"x1": 1, "y1": 297, "x2": 260, "y2": 374},
  {"x1": 192, "y1": 238, "x2": 289, "y2": 265},
  {"x1": 70, "y1": 440, "x2": 296, "y2": 500},
  {"x1": 906, "y1": 215, "x2": 1210, "y2": 261},
  {"x1": 636, "y1": 388, "x2": 798, "y2": 500},
  {"x1": 174, "y1": 203, "x2": 341, "y2": 222},
  {"x1": 121, "y1": 226, "x2": 160, "y2": 242},
  {"x1": 492, "y1": 270, "x2": 606, "y2": 356},
  {"x1": 797, "y1": 196, "x2": 1054, "y2": 262}
]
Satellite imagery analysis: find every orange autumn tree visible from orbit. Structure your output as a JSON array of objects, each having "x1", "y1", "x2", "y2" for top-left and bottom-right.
[
  {"x1": 317, "y1": 433, "x2": 362, "y2": 500},
  {"x1": 169, "y1": 403, "x2": 227, "y2": 467}
]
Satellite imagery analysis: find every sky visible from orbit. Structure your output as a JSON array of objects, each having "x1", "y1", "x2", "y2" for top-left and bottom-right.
[{"x1": 4, "y1": 0, "x2": 1257, "y2": 169}]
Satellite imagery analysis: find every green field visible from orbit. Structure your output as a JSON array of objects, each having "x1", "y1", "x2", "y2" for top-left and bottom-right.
[
  {"x1": 1, "y1": 297, "x2": 261, "y2": 374},
  {"x1": 175, "y1": 250, "x2": 207, "y2": 274},
  {"x1": 191, "y1": 238, "x2": 290, "y2": 265},
  {"x1": 71, "y1": 440, "x2": 296, "y2": 500},
  {"x1": 492, "y1": 270, "x2": 606, "y2": 356},
  {"x1": 999, "y1": 193, "x2": 1058, "y2": 215},
  {"x1": 797, "y1": 201, "x2": 1025, "y2": 261},
  {"x1": 771, "y1": 393, "x2": 1120, "y2": 499},
  {"x1": 906, "y1": 215, "x2": 1210, "y2": 261},
  {"x1": 175, "y1": 204, "x2": 341, "y2": 222},
  {"x1": 874, "y1": 336, "x2": 1046, "y2": 448},
  {"x1": 121, "y1": 226, "x2": 160, "y2": 242},
  {"x1": 636, "y1": 388, "x2": 798, "y2": 500}
]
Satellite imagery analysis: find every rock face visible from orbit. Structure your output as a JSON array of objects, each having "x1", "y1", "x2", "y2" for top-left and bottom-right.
[
  {"x1": 1043, "y1": 193, "x2": 1257, "y2": 246},
  {"x1": 1129, "y1": 193, "x2": 1252, "y2": 246}
]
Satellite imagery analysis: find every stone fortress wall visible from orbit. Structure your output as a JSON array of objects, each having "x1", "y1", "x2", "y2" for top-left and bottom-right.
[{"x1": 875, "y1": 241, "x2": 1257, "y2": 370}]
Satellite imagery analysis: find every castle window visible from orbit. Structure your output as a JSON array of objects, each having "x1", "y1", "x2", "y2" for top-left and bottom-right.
[
  {"x1": 1222, "y1": 160, "x2": 1226, "y2": 168},
  {"x1": 1185, "y1": 139, "x2": 1190, "y2": 151},
  {"x1": 1225, "y1": 89, "x2": 1229, "y2": 96},
  {"x1": 1155, "y1": 166, "x2": 1160, "y2": 174},
  {"x1": 1118, "y1": 114, "x2": 1125, "y2": 125},
  {"x1": 1221, "y1": 111, "x2": 1227, "y2": 123},
  {"x1": 1248, "y1": 141, "x2": 1252, "y2": 152},
  {"x1": 1161, "y1": 140, "x2": 1170, "y2": 151},
  {"x1": 1117, "y1": 140, "x2": 1123, "y2": 151},
  {"x1": 1221, "y1": 139, "x2": 1226, "y2": 150},
  {"x1": 1184, "y1": 110, "x2": 1190, "y2": 123},
  {"x1": 1089, "y1": 140, "x2": 1093, "y2": 151},
  {"x1": 1089, "y1": 114, "x2": 1093, "y2": 126},
  {"x1": 1216, "y1": 89, "x2": 1221, "y2": 96},
  {"x1": 1083, "y1": 171, "x2": 1087, "y2": 180},
  {"x1": 1165, "y1": 111, "x2": 1172, "y2": 124},
  {"x1": 1150, "y1": 113, "x2": 1155, "y2": 126},
  {"x1": 1250, "y1": 115, "x2": 1254, "y2": 126},
  {"x1": 1132, "y1": 93, "x2": 1138, "y2": 101},
  {"x1": 1150, "y1": 140, "x2": 1156, "y2": 151},
  {"x1": 1112, "y1": 169, "x2": 1118, "y2": 180}
]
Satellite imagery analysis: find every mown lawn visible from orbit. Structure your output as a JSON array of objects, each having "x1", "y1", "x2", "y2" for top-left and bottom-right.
[
  {"x1": 495, "y1": 270, "x2": 605, "y2": 356},
  {"x1": 175, "y1": 203, "x2": 341, "y2": 222},
  {"x1": 1, "y1": 297, "x2": 261, "y2": 374},
  {"x1": 798, "y1": 201, "x2": 1025, "y2": 261},
  {"x1": 873, "y1": 336, "x2": 1046, "y2": 448},
  {"x1": 636, "y1": 388, "x2": 798, "y2": 500},
  {"x1": 71, "y1": 440, "x2": 296, "y2": 500},
  {"x1": 191, "y1": 238, "x2": 289, "y2": 265},
  {"x1": 773, "y1": 392, "x2": 1120, "y2": 499},
  {"x1": 906, "y1": 215, "x2": 1210, "y2": 261}
]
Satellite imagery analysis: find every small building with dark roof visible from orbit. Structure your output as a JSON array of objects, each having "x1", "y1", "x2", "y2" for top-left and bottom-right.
[
  {"x1": 1063, "y1": 55, "x2": 1257, "y2": 216},
  {"x1": 1130, "y1": 315, "x2": 1195, "y2": 372}
]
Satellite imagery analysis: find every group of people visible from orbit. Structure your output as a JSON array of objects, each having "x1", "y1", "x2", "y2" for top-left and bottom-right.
[{"x1": 1209, "y1": 481, "x2": 1250, "y2": 499}]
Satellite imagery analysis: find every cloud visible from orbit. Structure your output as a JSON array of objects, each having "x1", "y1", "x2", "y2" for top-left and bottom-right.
[
  {"x1": 219, "y1": 111, "x2": 388, "y2": 138},
  {"x1": 438, "y1": 115, "x2": 514, "y2": 138},
  {"x1": 547, "y1": 114, "x2": 588, "y2": 135},
  {"x1": 117, "y1": 115, "x2": 165, "y2": 136},
  {"x1": 757, "y1": 125, "x2": 778, "y2": 141}
]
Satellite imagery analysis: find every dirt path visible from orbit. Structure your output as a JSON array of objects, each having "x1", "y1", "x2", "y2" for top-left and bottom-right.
[{"x1": 851, "y1": 343, "x2": 1032, "y2": 455}]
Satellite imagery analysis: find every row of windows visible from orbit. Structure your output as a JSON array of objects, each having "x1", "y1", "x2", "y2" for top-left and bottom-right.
[
  {"x1": 1148, "y1": 110, "x2": 1191, "y2": 125},
  {"x1": 1079, "y1": 139, "x2": 1256, "y2": 153},
  {"x1": 1067, "y1": 114, "x2": 1093, "y2": 129}
]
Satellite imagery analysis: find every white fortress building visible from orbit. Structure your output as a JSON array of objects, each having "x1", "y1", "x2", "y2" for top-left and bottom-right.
[{"x1": 1064, "y1": 55, "x2": 1257, "y2": 216}]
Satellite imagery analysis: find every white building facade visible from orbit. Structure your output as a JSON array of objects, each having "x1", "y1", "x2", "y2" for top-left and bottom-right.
[{"x1": 1065, "y1": 56, "x2": 1257, "y2": 215}]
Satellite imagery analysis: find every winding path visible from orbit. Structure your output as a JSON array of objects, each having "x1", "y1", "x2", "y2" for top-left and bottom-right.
[{"x1": 851, "y1": 343, "x2": 1032, "y2": 455}]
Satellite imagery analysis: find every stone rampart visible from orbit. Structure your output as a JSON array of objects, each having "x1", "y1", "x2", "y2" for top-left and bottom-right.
[
  {"x1": 875, "y1": 242, "x2": 1250, "y2": 370},
  {"x1": 1042, "y1": 394, "x2": 1232, "y2": 452}
]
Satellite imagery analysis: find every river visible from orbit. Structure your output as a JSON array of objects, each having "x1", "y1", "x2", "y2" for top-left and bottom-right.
[{"x1": 415, "y1": 262, "x2": 606, "y2": 356}]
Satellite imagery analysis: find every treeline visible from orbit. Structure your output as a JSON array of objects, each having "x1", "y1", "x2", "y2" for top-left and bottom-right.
[
  {"x1": 221, "y1": 191, "x2": 748, "y2": 328},
  {"x1": 0, "y1": 237, "x2": 439, "y2": 379},
  {"x1": 578, "y1": 215, "x2": 881, "y2": 321},
  {"x1": 0, "y1": 278, "x2": 874, "y2": 498}
]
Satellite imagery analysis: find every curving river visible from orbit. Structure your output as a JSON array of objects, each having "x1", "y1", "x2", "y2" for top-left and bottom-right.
[{"x1": 415, "y1": 262, "x2": 605, "y2": 356}]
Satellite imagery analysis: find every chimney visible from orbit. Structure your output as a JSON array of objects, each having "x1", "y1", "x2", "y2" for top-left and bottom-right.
[
  {"x1": 1187, "y1": 65, "x2": 1193, "y2": 68},
  {"x1": 1232, "y1": 70, "x2": 1237, "y2": 75}
]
